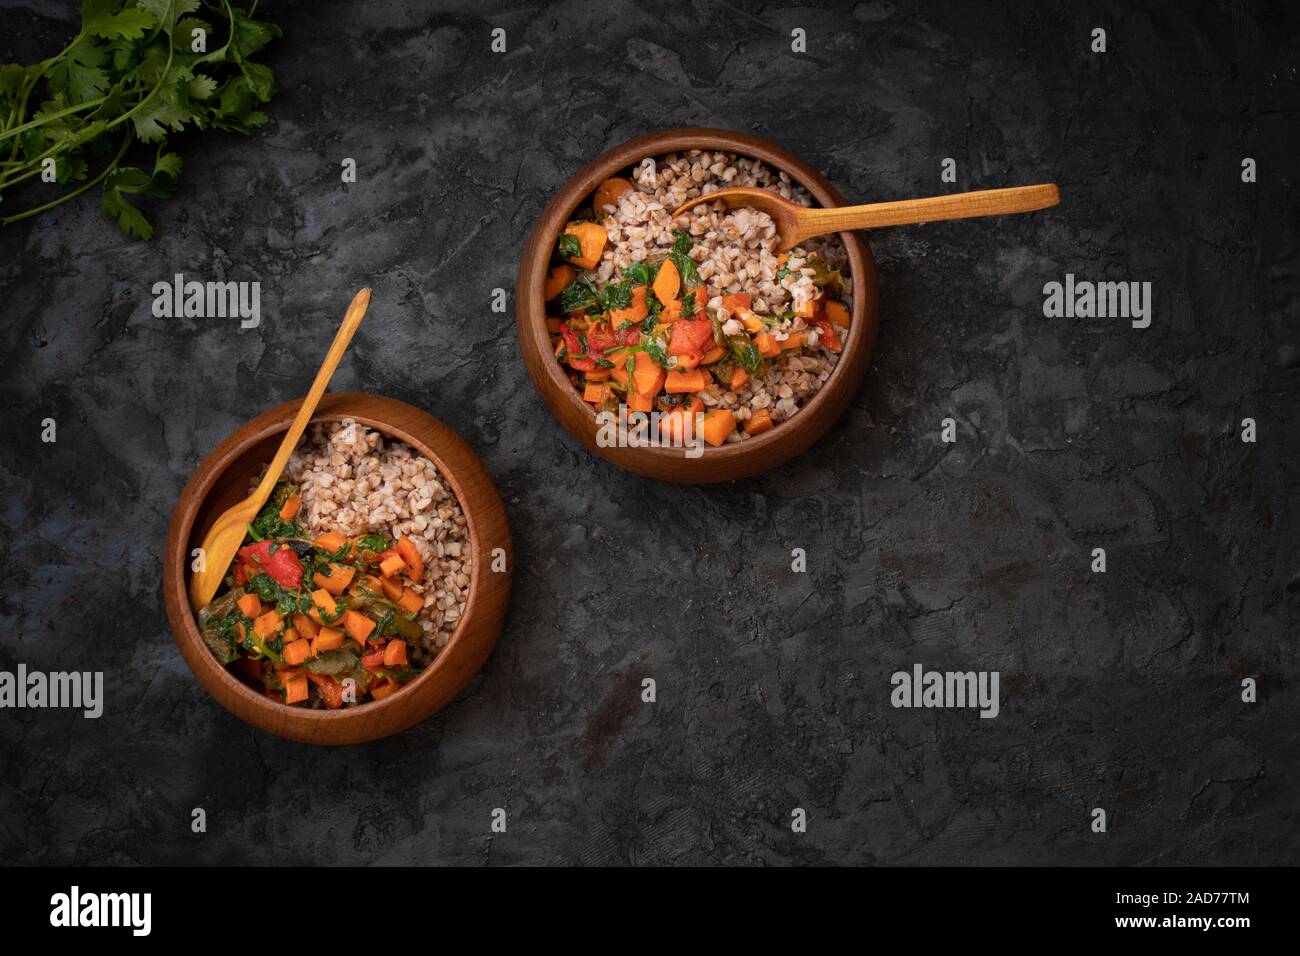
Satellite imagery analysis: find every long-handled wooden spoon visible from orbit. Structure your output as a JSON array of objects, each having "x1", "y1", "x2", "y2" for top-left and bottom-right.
[
  {"x1": 188, "y1": 287, "x2": 372, "y2": 612},
  {"x1": 672, "y1": 183, "x2": 1059, "y2": 252}
]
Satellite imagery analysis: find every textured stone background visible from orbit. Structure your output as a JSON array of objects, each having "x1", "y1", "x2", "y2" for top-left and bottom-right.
[{"x1": 0, "y1": 0, "x2": 1296, "y2": 865}]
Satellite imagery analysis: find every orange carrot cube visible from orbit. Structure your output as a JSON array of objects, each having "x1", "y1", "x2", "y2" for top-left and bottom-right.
[
  {"x1": 342, "y1": 609, "x2": 376, "y2": 644},
  {"x1": 282, "y1": 638, "x2": 313, "y2": 666},
  {"x1": 383, "y1": 640, "x2": 408, "y2": 667}
]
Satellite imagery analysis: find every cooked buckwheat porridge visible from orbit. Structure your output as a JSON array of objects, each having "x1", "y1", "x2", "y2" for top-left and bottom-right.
[{"x1": 545, "y1": 149, "x2": 852, "y2": 446}]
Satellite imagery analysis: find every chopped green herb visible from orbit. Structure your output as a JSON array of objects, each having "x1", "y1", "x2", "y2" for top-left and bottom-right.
[
  {"x1": 555, "y1": 276, "x2": 601, "y2": 314},
  {"x1": 558, "y1": 233, "x2": 582, "y2": 260},
  {"x1": 622, "y1": 261, "x2": 655, "y2": 286},
  {"x1": 354, "y1": 533, "x2": 388, "y2": 553},
  {"x1": 600, "y1": 280, "x2": 634, "y2": 312}
]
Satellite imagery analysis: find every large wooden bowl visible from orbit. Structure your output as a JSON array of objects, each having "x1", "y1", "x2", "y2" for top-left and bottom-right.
[
  {"x1": 516, "y1": 128, "x2": 880, "y2": 483},
  {"x1": 162, "y1": 392, "x2": 513, "y2": 745}
]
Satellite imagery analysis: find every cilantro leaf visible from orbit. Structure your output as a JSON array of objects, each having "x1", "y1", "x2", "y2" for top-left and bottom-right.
[
  {"x1": 558, "y1": 233, "x2": 582, "y2": 260},
  {"x1": 101, "y1": 177, "x2": 152, "y2": 239},
  {"x1": 82, "y1": 1, "x2": 156, "y2": 41}
]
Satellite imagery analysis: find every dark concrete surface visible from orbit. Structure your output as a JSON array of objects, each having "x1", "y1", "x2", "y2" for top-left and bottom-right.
[{"x1": 0, "y1": 0, "x2": 1296, "y2": 866}]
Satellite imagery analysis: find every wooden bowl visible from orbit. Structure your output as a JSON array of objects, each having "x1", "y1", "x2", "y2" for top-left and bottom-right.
[
  {"x1": 162, "y1": 392, "x2": 512, "y2": 745},
  {"x1": 516, "y1": 128, "x2": 880, "y2": 483}
]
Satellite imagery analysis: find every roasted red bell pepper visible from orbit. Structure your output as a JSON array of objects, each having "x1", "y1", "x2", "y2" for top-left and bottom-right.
[
  {"x1": 668, "y1": 317, "x2": 714, "y2": 357},
  {"x1": 812, "y1": 319, "x2": 842, "y2": 353},
  {"x1": 234, "y1": 540, "x2": 303, "y2": 590},
  {"x1": 306, "y1": 672, "x2": 345, "y2": 709},
  {"x1": 560, "y1": 323, "x2": 597, "y2": 371}
]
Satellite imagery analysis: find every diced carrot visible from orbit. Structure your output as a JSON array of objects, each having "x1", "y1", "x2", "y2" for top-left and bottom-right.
[
  {"x1": 652, "y1": 258, "x2": 680, "y2": 305},
  {"x1": 664, "y1": 368, "x2": 707, "y2": 393},
  {"x1": 583, "y1": 382, "x2": 607, "y2": 403},
  {"x1": 342, "y1": 609, "x2": 376, "y2": 644},
  {"x1": 276, "y1": 667, "x2": 303, "y2": 679},
  {"x1": 686, "y1": 395, "x2": 705, "y2": 413},
  {"x1": 313, "y1": 531, "x2": 348, "y2": 554},
  {"x1": 395, "y1": 535, "x2": 426, "y2": 580},
  {"x1": 585, "y1": 368, "x2": 611, "y2": 383},
  {"x1": 781, "y1": 333, "x2": 806, "y2": 350},
  {"x1": 314, "y1": 626, "x2": 345, "y2": 651},
  {"x1": 313, "y1": 562, "x2": 355, "y2": 596},
  {"x1": 236, "y1": 594, "x2": 262, "y2": 620},
  {"x1": 292, "y1": 612, "x2": 320, "y2": 639},
  {"x1": 563, "y1": 221, "x2": 607, "y2": 270},
  {"x1": 629, "y1": 390, "x2": 655, "y2": 412},
  {"x1": 370, "y1": 678, "x2": 398, "y2": 701},
  {"x1": 379, "y1": 555, "x2": 407, "y2": 578},
  {"x1": 282, "y1": 627, "x2": 299, "y2": 644},
  {"x1": 662, "y1": 286, "x2": 707, "y2": 322},
  {"x1": 253, "y1": 610, "x2": 282, "y2": 639},
  {"x1": 702, "y1": 409, "x2": 737, "y2": 447},
  {"x1": 745, "y1": 408, "x2": 774, "y2": 435},
  {"x1": 381, "y1": 577, "x2": 404, "y2": 602},
  {"x1": 283, "y1": 638, "x2": 313, "y2": 666},
  {"x1": 632, "y1": 362, "x2": 666, "y2": 396},
  {"x1": 396, "y1": 536, "x2": 424, "y2": 581},
  {"x1": 383, "y1": 640, "x2": 408, "y2": 667},
  {"x1": 740, "y1": 311, "x2": 765, "y2": 333},
  {"x1": 794, "y1": 298, "x2": 817, "y2": 318},
  {"x1": 729, "y1": 367, "x2": 749, "y2": 390},
  {"x1": 609, "y1": 284, "x2": 648, "y2": 325},
  {"x1": 700, "y1": 346, "x2": 725, "y2": 364},
  {"x1": 754, "y1": 332, "x2": 781, "y2": 357},
  {"x1": 594, "y1": 176, "x2": 634, "y2": 211},
  {"x1": 676, "y1": 353, "x2": 700, "y2": 371},
  {"x1": 396, "y1": 589, "x2": 424, "y2": 615},
  {"x1": 544, "y1": 264, "x2": 576, "y2": 300},
  {"x1": 283, "y1": 675, "x2": 308, "y2": 704},
  {"x1": 278, "y1": 494, "x2": 301, "y2": 521},
  {"x1": 824, "y1": 300, "x2": 850, "y2": 326},
  {"x1": 721, "y1": 292, "x2": 751, "y2": 313},
  {"x1": 611, "y1": 368, "x2": 630, "y2": 387},
  {"x1": 608, "y1": 350, "x2": 630, "y2": 370},
  {"x1": 307, "y1": 588, "x2": 338, "y2": 626}
]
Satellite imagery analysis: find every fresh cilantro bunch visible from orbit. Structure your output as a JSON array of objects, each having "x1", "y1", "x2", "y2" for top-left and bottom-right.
[{"x1": 0, "y1": 0, "x2": 280, "y2": 239}]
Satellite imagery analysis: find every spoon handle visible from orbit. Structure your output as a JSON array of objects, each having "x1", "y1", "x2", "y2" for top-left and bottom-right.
[
  {"x1": 796, "y1": 183, "x2": 1059, "y2": 243},
  {"x1": 251, "y1": 287, "x2": 372, "y2": 503}
]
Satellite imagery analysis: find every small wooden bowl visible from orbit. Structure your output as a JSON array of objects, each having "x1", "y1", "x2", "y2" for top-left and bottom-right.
[
  {"x1": 162, "y1": 392, "x2": 512, "y2": 745},
  {"x1": 516, "y1": 128, "x2": 880, "y2": 483}
]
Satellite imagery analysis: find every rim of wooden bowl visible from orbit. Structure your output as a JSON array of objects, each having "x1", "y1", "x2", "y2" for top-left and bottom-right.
[
  {"x1": 162, "y1": 392, "x2": 512, "y2": 745},
  {"x1": 515, "y1": 127, "x2": 880, "y2": 483}
]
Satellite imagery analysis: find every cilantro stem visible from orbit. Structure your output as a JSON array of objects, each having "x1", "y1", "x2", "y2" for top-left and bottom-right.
[
  {"x1": 0, "y1": 95, "x2": 109, "y2": 145},
  {"x1": 0, "y1": 130, "x2": 130, "y2": 226}
]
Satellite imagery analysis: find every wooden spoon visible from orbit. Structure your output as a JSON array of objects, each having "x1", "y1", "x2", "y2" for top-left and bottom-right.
[
  {"x1": 672, "y1": 183, "x2": 1059, "y2": 252},
  {"x1": 187, "y1": 287, "x2": 372, "y2": 612}
]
